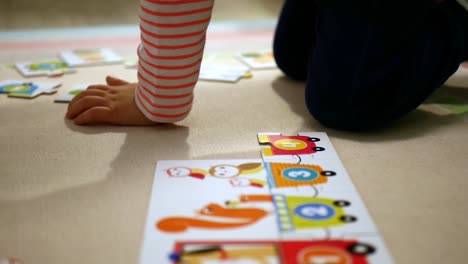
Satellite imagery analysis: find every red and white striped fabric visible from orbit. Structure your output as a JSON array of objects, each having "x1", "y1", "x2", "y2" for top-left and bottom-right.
[{"x1": 136, "y1": 0, "x2": 214, "y2": 123}]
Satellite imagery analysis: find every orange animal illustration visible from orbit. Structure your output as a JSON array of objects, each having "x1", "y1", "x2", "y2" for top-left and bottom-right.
[{"x1": 156, "y1": 203, "x2": 269, "y2": 233}]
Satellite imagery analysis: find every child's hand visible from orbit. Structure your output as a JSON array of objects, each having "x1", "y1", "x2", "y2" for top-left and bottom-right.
[{"x1": 66, "y1": 76, "x2": 156, "y2": 125}]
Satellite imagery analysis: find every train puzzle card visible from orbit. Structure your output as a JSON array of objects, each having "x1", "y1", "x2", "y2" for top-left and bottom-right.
[
  {"x1": 140, "y1": 157, "x2": 393, "y2": 263},
  {"x1": 140, "y1": 160, "x2": 279, "y2": 263}
]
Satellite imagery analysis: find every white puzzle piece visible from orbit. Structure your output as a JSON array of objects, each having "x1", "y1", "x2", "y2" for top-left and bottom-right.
[
  {"x1": 15, "y1": 60, "x2": 76, "y2": 77},
  {"x1": 0, "y1": 80, "x2": 61, "y2": 99},
  {"x1": 199, "y1": 64, "x2": 251, "y2": 83},
  {"x1": 54, "y1": 84, "x2": 87, "y2": 103},
  {"x1": 237, "y1": 51, "x2": 277, "y2": 70},
  {"x1": 60, "y1": 48, "x2": 123, "y2": 67}
]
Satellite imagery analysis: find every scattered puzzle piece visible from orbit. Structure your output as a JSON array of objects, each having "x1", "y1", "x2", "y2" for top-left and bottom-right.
[
  {"x1": 237, "y1": 51, "x2": 277, "y2": 70},
  {"x1": 124, "y1": 56, "x2": 138, "y2": 69},
  {"x1": 15, "y1": 60, "x2": 76, "y2": 77},
  {"x1": 199, "y1": 63, "x2": 251, "y2": 83},
  {"x1": 60, "y1": 48, "x2": 123, "y2": 67},
  {"x1": 54, "y1": 84, "x2": 87, "y2": 103},
  {"x1": 0, "y1": 80, "x2": 61, "y2": 99}
]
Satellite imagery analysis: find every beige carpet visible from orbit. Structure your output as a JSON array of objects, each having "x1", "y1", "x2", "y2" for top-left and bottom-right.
[{"x1": 1, "y1": 2, "x2": 468, "y2": 264}]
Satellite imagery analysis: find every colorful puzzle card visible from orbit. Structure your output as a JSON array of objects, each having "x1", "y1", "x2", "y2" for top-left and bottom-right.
[
  {"x1": 15, "y1": 60, "x2": 76, "y2": 77},
  {"x1": 59, "y1": 48, "x2": 123, "y2": 67},
  {"x1": 0, "y1": 80, "x2": 61, "y2": 99},
  {"x1": 140, "y1": 158, "x2": 393, "y2": 263},
  {"x1": 140, "y1": 160, "x2": 279, "y2": 263},
  {"x1": 54, "y1": 84, "x2": 87, "y2": 103},
  {"x1": 236, "y1": 51, "x2": 277, "y2": 70}
]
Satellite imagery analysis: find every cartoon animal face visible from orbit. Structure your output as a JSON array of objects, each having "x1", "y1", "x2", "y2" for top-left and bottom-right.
[
  {"x1": 230, "y1": 178, "x2": 251, "y2": 187},
  {"x1": 199, "y1": 203, "x2": 221, "y2": 215},
  {"x1": 210, "y1": 165, "x2": 241, "y2": 178},
  {"x1": 167, "y1": 167, "x2": 191, "y2": 177}
]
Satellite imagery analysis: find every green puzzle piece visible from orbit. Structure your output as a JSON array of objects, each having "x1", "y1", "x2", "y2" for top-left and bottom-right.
[{"x1": 425, "y1": 89, "x2": 468, "y2": 115}]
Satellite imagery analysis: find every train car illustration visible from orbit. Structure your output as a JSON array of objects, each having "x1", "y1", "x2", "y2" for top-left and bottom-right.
[
  {"x1": 271, "y1": 195, "x2": 356, "y2": 232},
  {"x1": 264, "y1": 162, "x2": 336, "y2": 188},
  {"x1": 170, "y1": 239, "x2": 376, "y2": 264},
  {"x1": 258, "y1": 134, "x2": 325, "y2": 156},
  {"x1": 283, "y1": 239, "x2": 375, "y2": 264},
  {"x1": 233, "y1": 194, "x2": 356, "y2": 232}
]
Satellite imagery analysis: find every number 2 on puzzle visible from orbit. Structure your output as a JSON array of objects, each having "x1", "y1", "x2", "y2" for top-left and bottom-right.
[{"x1": 155, "y1": 194, "x2": 355, "y2": 234}]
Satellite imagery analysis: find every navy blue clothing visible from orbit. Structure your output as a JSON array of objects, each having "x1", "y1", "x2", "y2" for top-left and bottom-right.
[{"x1": 273, "y1": 0, "x2": 468, "y2": 131}]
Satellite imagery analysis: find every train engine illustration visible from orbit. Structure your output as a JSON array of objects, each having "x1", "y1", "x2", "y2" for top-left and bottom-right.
[{"x1": 258, "y1": 133, "x2": 325, "y2": 156}]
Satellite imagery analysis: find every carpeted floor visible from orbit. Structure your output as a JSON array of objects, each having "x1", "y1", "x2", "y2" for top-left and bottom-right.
[{"x1": 1, "y1": 1, "x2": 468, "y2": 264}]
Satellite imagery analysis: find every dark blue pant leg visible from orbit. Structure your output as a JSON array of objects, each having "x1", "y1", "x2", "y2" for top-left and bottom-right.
[
  {"x1": 273, "y1": 0, "x2": 318, "y2": 81},
  {"x1": 274, "y1": 0, "x2": 468, "y2": 131}
]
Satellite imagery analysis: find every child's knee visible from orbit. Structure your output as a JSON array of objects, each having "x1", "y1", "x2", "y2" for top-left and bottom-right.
[
  {"x1": 306, "y1": 102, "x2": 373, "y2": 131},
  {"x1": 304, "y1": 83, "x2": 388, "y2": 131},
  {"x1": 273, "y1": 42, "x2": 308, "y2": 81},
  {"x1": 273, "y1": 52, "x2": 307, "y2": 81}
]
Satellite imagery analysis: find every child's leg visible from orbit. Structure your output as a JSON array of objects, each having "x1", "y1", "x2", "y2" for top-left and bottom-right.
[
  {"x1": 273, "y1": 0, "x2": 318, "y2": 81},
  {"x1": 305, "y1": 0, "x2": 468, "y2": 131}
]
